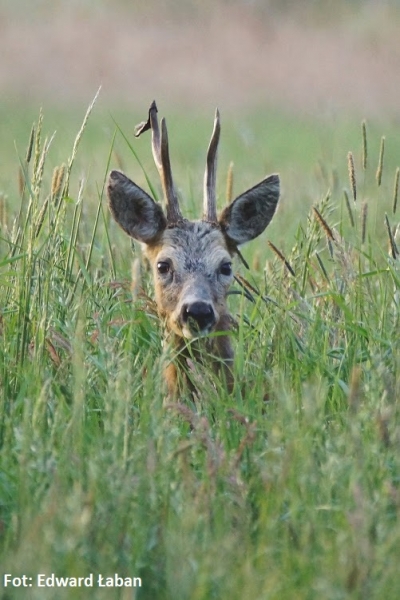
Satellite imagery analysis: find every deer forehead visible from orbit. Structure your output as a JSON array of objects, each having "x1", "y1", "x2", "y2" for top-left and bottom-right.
[{"x1": 146, "y1": 222, "x2": 232, "y2": 272}]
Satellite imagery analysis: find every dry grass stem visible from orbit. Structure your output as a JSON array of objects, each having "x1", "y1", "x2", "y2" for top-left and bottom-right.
[
  {"x1": 230, "y1": 279, "x2": 254, "y2": 303},
  {"x1": 234, "y1": 274, "x2": 259, "y2": 297},
  {"x1": 347, "y1": 151, "x2": 357, "y2": 202},
  {"x1": 313, "y1": 206, "x2": 335, "y2": 242},
  {"x1": 268, "y1": 240, "x2": 295, "y2": 276},
  {"x1": 376, "y1": 136, "x2": 385, "y2": 186}
]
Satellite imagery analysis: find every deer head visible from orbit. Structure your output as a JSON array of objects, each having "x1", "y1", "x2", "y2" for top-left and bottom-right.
[{"x1": 108, "y1": 101, "x2": 280, "y2": 393}]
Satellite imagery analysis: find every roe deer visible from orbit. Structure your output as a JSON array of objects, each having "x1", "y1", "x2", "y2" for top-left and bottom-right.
[{"x1": 107, "y1": 101, "x2": 280, "y2": 395}]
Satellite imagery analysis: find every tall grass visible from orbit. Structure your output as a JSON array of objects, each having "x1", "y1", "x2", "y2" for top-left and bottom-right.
[{"x1": 0, "y1": 102, "x2": 400, "y2": 600}]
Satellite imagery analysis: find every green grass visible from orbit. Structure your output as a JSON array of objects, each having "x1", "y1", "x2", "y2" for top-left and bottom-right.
[{"x1": 1, "y1": 98, "x2": 400, "y2": 600}]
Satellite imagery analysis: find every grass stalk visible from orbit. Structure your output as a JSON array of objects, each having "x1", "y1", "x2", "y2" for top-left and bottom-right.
[
  {"x1": 393, "y1": 167, "x2": 399, "y2": 214},
  {"x1": 1, "y1": 107, "x2": 400, "y2": 599},
  {"x1": 348, "y1": 151, "x2": 357, "y2": 202},
  {"x1": 376, "y1": 136, "x2": 385, "y2": 186}
]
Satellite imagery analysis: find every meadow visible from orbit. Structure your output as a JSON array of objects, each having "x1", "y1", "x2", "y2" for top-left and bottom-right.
[{"x1": 1, "y1": 94, "x2": 400, "y2": 599}]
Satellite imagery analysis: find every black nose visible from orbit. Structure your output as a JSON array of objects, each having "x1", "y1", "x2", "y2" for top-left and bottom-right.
[{"x1": 182, "y1": 301, "x2": 216, "y2": 332}]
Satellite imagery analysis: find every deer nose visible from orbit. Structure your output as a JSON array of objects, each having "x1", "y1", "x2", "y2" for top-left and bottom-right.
[{"x1": 182, "y1": 301, "x2": 216, "y2": 333}]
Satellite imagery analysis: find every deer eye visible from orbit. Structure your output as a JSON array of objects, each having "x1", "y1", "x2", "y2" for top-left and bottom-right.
[
  {"x1": 157, "y1": 261, "x2": 171, "y2": 275},
  {"x1": 220, "y1": 262, "x2": 232, "y2": 276}
]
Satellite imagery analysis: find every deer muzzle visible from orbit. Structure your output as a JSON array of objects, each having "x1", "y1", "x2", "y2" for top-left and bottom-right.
[{"x1": 180, "y1": 301, "x2": 217, "y2": 338}]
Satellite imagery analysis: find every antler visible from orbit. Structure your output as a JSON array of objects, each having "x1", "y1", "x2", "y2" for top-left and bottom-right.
[
  {"x1": 203, "y1": 108, "x2": 220, "y2": 223},
  {"x1": 135, "y1": 101, "x2": 183, "y2": 224}
]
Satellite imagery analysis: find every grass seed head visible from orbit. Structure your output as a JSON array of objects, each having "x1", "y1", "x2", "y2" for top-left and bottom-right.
[
  {"x1": 34, "y1": 197, "x2": 49, "y2": 238},
  {"x1": 0, "y1": 195, "x2": 7, "y2": 228},
  {"x1": 376, "y1": 136, "x2": 385, "y2": 186},
  {"x1": 347, "y1": 151, "x2": 357, "y2": 202},
  {"x1": 361, "y1": 201, "x2": 368, "y2": 245},
  {"x1": 361, "y1": 120, "x2": 367, "y2": 171},
  {"x1": 268, "y1": 240, "x2": 295, "y2": 276},
  {"x1": 33, "y1": 109, "x2": 44, "y2": 175},
  {"x1": 18, "y1": 166, "x2": 25, "y2": 198},
  {"x1": 51, "y1": 164, "x2": 66, "y2": 205},
  {"x1": 393, "y1": 167, "x2": 399, "y2": 214},
  {"x1": 26, "y1": 124, "x2": 35, "y2": 164},
  {"x1": 313, "y1": 206, "x2": 335, "y2": 242}
]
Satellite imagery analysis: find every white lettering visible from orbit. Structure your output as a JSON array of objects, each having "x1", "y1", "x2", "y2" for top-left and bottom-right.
[
  {"x1": 4, "y1": 575, "x2": 31, "y2": 588},
  {"x1": 97, "y1": 574, "x2": 142, "y2": 588},
  {"x1": 37, "y1": 574, "x2": 93, "y2": 587},
  {"x1": 84, "y1": 574, "x2": 94, "y2": 587}
]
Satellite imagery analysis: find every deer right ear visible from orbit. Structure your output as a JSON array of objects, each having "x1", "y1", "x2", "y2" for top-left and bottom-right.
[
  {"x1": 219, "y1": 174, "x2": 280, "y2": 246},
  {"x1": 108, "y1": 170, "x2": 167, "y2": 244}
]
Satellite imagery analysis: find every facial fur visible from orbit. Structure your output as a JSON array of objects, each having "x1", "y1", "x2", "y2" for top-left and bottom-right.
[{"x1": 144, "y1": 221, "x2": 234, "y2": 339}]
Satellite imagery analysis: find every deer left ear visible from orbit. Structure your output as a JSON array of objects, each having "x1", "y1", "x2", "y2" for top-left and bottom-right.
[
  {"x1": 219, "y1": 174, "x2": 280, "y2": 245},
  {"x1": 108, "y1": 170, "x2": 167, "y2": 244}
]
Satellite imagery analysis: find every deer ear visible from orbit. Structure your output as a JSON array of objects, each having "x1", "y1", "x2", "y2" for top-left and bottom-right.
[
  {"x1": 108, "y1": 170, "x2": 167, "y2": 244},
  {"x1": 219, "y1": 174, "x2": 280, "y2": 245}
]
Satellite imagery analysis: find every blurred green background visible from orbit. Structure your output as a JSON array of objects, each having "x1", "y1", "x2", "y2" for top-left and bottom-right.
[
  {"x1": 1, "y1": 0, "x2": 400, "y2": 253},
  {"x1": 1, "y1": 0, "x2": 400, "y2": 242}
]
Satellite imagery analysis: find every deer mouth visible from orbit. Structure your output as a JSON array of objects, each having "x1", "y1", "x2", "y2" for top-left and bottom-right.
[{"x1": 180, "y1": 301, "x2": 217, "y2": 339}]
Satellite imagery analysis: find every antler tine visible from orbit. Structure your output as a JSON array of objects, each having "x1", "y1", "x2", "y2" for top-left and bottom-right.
[
  {"x1": 135, "y1": 101, "x2": 182, "y2": 224},
  {"x1": 160, "y1": 118, "x2": 183, "y2": 223},
  {"x1": 203, "y1": 108, "x2": 220, "y2": 223},
  {"x1": 148, "y1": 101, "x2": 162, "y2": 172}
]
